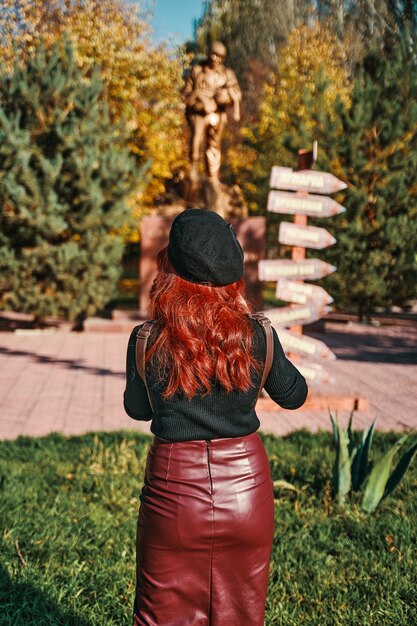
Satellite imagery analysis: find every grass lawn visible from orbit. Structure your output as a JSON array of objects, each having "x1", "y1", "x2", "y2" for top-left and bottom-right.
[{"x1": 0, "y1": 430, "x2": 415, "y2": 625}]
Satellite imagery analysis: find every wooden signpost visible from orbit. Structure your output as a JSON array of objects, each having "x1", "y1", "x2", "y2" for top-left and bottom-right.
[
  {"x1": 297, "y1": 362, "x2": 335, "y2": 385},
  {"x1": 277, "y1": 330, "x2": 336, "y2": 361},
  {"x1": 258, "y1": 259, "x2": 336, "y2": 281},
  {"x1": 270, "y1": 166, "x2": 347, "y2": 194},
  {"x1": 264, "y1": 304, "x2": 331, "y2": 328},
  {"x1": 275, "y1": 280, "x2": 333, "y2": 306},
  {"x1": 268, "y1": 190, "x2": 346, "y2": 217},
  {"x1": 278, "y1": 222, "x2": 336, "y2": 250},
  {"x1": 258, "y1": 142, "x2": 346, "y2": 384}
]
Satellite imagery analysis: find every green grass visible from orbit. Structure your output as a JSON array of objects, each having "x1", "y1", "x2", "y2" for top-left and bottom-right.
[{"x1": 0, "y1": 430, "x2": 416, "y2": 625}]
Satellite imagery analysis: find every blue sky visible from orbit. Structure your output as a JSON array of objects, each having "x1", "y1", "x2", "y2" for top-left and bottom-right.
[{"x1": 150, "y1": 0, "x2": 205, "y2": 43}]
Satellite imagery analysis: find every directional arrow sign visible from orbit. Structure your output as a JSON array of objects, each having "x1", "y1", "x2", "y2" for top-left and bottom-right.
[
  {"x1": 296, "y1": 362, "x2": 335, "y2": 385},
  {"x1": 258, "y1": 259, "x2": 336, "y2": 281},
  {"x1": 278, "y1": 222, "x2": 336, "y2": 249},
  {"x1": 263, "y1": 305, "x2": 330, "y2": 328},
  {"x1": 276, "y1": 280, "x2": 333, "y2": 306},
  {"x1": 268, "y1": 190, "x2": 346, "y2": 217},
  {"x1": 270, "y1": 166, "x2": 347, "y2": 194},
  {"x1": 278, "y1": 330, "x2": 336, "y2": 360}
]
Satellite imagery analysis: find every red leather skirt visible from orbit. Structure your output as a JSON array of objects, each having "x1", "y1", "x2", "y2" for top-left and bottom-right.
[{"x1": 133, "y1": 431, "x2": 275, "y2": 626}]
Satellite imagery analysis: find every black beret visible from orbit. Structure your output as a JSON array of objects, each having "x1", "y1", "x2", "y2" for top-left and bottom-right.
[{"x1": 167, "y1": 208, "x2": 244, "y2": 286}]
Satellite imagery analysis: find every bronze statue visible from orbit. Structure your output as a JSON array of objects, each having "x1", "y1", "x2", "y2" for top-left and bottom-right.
[{"x1": 182, "y1": 41, "x2": 241, "y2": 184}]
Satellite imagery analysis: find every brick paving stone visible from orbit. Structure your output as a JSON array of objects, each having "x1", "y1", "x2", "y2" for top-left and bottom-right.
[{"x1": 0, "y1": 323, "x2": 416, "y2": 442}]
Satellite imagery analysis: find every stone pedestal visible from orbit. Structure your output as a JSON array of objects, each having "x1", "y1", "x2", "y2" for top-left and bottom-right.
[{"x1": 180, "y1": 172, "x2": 248, "y2": 219}]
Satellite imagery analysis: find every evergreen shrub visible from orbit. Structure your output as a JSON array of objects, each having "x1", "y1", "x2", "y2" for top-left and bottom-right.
[{"x1": 0, "y1": 39, "x2": 142, "y2": 325}]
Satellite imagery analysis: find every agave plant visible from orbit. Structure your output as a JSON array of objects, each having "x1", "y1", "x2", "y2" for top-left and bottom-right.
[{"x1": 330, "y1": 410, "x2": 416, "y2": 513}]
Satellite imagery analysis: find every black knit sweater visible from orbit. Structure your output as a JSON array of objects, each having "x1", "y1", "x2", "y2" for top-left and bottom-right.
[{"x1": 123, "y1": 317, "x2": 308, "y2": 441}]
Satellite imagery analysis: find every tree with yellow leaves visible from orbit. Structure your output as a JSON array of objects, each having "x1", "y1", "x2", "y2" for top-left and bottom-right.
[
  {"x1": 226, "y1": 22, "x2": 351, "y2": 213},
  {"x1": 0, "y1": 0, "x2": 187, "y2": 236}
]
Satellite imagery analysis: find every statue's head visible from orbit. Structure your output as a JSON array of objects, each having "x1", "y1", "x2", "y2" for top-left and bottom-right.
[{"x1": 208, "y1": 41, "x2": 226, "y2": 68}]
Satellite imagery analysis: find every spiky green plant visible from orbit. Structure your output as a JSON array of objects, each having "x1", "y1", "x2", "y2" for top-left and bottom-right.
[{"x1": 330, "y1": 411, "x2": 416, "y2": 513}]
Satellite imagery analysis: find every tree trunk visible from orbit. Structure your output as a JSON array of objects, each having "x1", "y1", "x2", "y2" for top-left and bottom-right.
[{"x1": 72, "y1": 311, "x2": 86, "y2": 332}]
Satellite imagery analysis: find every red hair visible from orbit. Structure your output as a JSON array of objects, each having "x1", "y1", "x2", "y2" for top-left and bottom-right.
[{"x1": 146, "y1": 247, "x2": 262, "y2": 399}]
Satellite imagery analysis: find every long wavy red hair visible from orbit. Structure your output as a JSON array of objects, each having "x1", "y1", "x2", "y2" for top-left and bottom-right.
[{"x1": 146, "y1": 247, "x2": 262, "y2": 399}]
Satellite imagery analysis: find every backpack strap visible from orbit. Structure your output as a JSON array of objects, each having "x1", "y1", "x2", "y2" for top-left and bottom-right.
[
  {"x1": 135, "y1": 316, "x2": 274, "y2": 408},
  {"x1": 251, "y1": 313, "x2": 274, "y2": 401},
  {"x1": 135, "y1": 321, "x2": 155, "y2": 413}
]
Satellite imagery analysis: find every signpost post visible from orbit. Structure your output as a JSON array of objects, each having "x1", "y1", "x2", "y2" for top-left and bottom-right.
[{"x1": 258, "y1": 142, "x2": 347, "y2": 384}]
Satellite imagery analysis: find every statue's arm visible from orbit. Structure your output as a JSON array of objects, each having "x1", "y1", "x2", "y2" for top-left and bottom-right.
[{"x1": 182, "y1": 66, "x2": 201, "y2": 108}]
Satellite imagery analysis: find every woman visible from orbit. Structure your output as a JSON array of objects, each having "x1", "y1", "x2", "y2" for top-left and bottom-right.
[{"x1": 124, "y1": 208, "x2": 308, "y2": 626}]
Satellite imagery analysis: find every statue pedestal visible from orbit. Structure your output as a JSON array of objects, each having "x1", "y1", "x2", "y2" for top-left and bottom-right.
[
  {"x1": 182, "y1": 173, "x2": 248, "y2": 219},
  {"x1": 139, "y1": 214, "x2": 265, "y2": 313}
]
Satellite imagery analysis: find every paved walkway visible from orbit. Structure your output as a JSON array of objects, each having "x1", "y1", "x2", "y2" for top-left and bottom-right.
[{"x1": 0, "y1": 322, "x2": 415, "y2": 441}]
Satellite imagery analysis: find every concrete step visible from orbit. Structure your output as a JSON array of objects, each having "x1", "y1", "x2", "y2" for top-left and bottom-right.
[
  {"x1": 111, "y1": 308, "x2": 148, "y2": 321},
  {"x1": 83, "y1": 316, "x2": 146, "y2": 333}
]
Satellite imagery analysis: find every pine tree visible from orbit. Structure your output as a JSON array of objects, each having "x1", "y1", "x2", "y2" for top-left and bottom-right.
[
  {"x1": 0, "y1": 39, "x2": 142, "y2": 326},
  {"x1": 308, "y1": 32, "x2": 417, "y2": 316}
]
